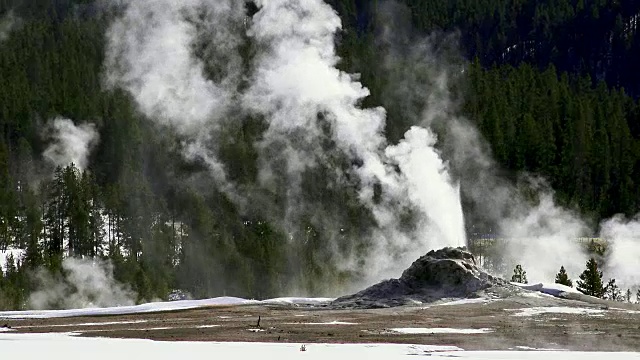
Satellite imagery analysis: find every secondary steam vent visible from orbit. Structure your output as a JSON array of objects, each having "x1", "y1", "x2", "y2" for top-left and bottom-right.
[{"x1": 332, "y1": 247, "x2": 512, "y2": 309}]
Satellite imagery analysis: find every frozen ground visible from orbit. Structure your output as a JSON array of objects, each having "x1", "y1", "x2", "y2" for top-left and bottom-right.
[
  {"x1": 0, "y1": 297, "x2": 333, "y2": 319},
  {"x1": 512, "y1": 282, "x2": 582, "y2": 296},
  {"x1": 1, "y1": 332, "x2": 639, "y2": 359},
  {"x1": 506, "y1": 307, "x2": 606, "y2": 317},
  {"x1": 1, "y1": 279, "x2": 640, "y2": 354},
  {"x1": 1, "y1": 293, "x2": 639, "y2": 352}
]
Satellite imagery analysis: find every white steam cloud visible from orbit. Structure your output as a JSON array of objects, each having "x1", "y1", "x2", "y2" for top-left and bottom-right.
[
  {"x1": 105, "y1": 0, "x2": 466, "y2": 286},
  {"x1": 43, "y1": 118, "x2": 99, "y2": 171},
  {"x1": 29, "y1": 258, "x2": 135, "y2": 310},
  {"x1": 374, "y1": 2, "x2": 594, "y2": 285},
  {"x1": 600, "y1": 216, "x2": 640, "y2": 288},
  {"x1": 245, "y1": 0, "x2": 464, "y2": 280},
  {"x1": 104, "y1": 0, "x2": 245, "y2": 195}
]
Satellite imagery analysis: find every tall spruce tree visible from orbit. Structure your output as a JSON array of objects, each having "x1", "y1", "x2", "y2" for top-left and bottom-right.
[{"x1": 576, "y1": 258, "x2": 605, "y2": 298}]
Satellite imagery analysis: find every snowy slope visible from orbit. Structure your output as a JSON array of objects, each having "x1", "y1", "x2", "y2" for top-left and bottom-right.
[{"x1": 0, "y1": 297, "x2": 333, "y2": 319}]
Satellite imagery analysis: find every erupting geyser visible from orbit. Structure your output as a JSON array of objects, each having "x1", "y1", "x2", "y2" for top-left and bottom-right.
[{"x1": 104, "y1": 0, "x2": 467, "y2": 286}]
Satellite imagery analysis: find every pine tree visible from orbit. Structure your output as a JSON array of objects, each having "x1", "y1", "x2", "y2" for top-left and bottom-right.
[
  {"x1": 576, "y1": 258, "x2": 605, "y2": 298},
  {"x1": 626, "y1": 289, "x2": 632, "y2": 303},
  {"x1": 636, "y1": 289, "x2": 640, "y2": 304},
  {"x1": 511, "y1": 264, "x2": 528, "y2": 284},
  {"x1": 555, "y1": 266, "x2": 573, "y2": 287},
  {"x1": 604, "y1": 279, "x2": 622, "y2": 301}
]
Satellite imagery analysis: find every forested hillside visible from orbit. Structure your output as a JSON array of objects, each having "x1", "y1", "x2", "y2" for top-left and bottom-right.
[{"x1": 0, "y1": 0, "x2": 639, "y2": 310}]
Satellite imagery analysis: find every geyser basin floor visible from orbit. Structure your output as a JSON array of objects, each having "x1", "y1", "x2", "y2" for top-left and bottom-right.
[{"x1": 3, "y1": 296, "x2": 640, "y2": 352}]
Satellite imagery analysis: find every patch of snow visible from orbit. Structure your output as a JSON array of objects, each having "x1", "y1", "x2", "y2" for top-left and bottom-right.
[
  {"x1": 520, "y1": 292, "x2": 545, "y2": 298},
  {"x1": 0, "y1": 327, "x2": 15, "y2": 332},
  {"x1": 611, "y1": 308, "x2": 640, "y2": 314},
  {"x1": 76, "y1": 324, "x2": 223, "y2": 333},
  {"x1": 390, "y1": 328, "x2": 493, "y2": 334},
  {"x1": 284, "y1": 321, "x2": 357, "y2": 325},
  {"x1": 506, "y1": 307, "x2": 605, "y2": 317},
  {"x1": 261, "y1": 297, "x2": 333, "y2": 306},
  {"x1": 513, "y1": 282, "x2": 581, "y2": 296},
  {"x1": 437, "y1": 298, "x2": 491, "y2": 306},
  {"x1": 16, "y1": 320, "x2": 149, "y2": 328},
  {"x1": 247, "y1": 328, "x2": 265, "y2": 332},
  {"x1": 0, "y1": 296, "x2": 335, "y2": 319},
  {"x1": 0, "y1": 297, "x2": 258, "y2": 319},
  {"x1": 515, "y1": 346, "x2": 566, "y2": 351}
]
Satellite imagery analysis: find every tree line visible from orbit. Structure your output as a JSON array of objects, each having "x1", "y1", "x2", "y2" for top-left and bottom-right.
[{"x1": 512, "y1": 260, "x2": 640, "y2": 303}]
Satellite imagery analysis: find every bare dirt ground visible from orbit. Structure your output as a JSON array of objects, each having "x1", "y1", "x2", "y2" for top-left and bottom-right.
[{"x1": 3, "y1": 295, "x2": 640, "y2": 351}]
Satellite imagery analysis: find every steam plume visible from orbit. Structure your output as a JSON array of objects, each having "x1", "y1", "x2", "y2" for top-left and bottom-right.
[
  {"x1": 29, "y1": 258, "x2": 135, "y2": 310},
  {"x1": 600, "y1": 216, "x2": 640, "y2": 289},
  {"x1": 104, "y1": 0, "x2": 245, "y2": 195},
  {"x1": 376, "y1": 2, "x2": 589, "y2": 283},
  {"x1": 43, "y1": 118, "x2": 99, "y2": 171},
  {"x1": 245, "y1": 0, "x2": 465, "y2": 281},
  {"x1": 103, "y1": 0, "x2": 467, "y2": 288}
]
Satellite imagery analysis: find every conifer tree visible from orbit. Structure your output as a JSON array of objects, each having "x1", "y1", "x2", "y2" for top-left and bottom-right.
[
  {"x1": 604, "y1": 279, "x2": 622, "y2": 301},
  {"x1": 555, "y1": 266, "x2": 573, "y2": 287},
  {"x1": 576, "y1": 258, "x2": 605, "y2": 298},
  {"x1": 511, "y1": 264, "x2": 528, "y2": 284},
  {"x1": 626, "y1": 289, "x2": 632, "y2": 303}
]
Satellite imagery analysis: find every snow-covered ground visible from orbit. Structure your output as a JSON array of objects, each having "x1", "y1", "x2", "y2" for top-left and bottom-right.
[
  {"x1": 506, "y1": 307, "x2": 606, "y2": 317},
  {"x1": 14, "y1": 320, "x2": 148, "y2": 328},
  {"x1": 1, "y1": 332, "x2": 639, "y2": 359},
  {"x1": 0, "y1": 297, "x2": 333, "y2": 319},
  {"x1": 390, "y1": 328, "x2": 493, "y2": 334},
  {"x1": 284, "y1": 320, "x2": 357, "y2": 325},
  {"x1": 437, "y1": 298, "x2": 493, "y2": 306},
  {"x1": 513, "y1": 282, "x2": 582, "y2": 296}
]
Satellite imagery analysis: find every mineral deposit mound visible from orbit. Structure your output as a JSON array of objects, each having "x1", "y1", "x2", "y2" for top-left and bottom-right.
[{"x1": 332, "y1": 247, "x2": 515, "y2": 309}]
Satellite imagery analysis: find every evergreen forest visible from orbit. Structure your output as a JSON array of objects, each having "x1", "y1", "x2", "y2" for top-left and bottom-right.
[{"x1": 1, "y1": 0, "x2": 640, "y2": 310}]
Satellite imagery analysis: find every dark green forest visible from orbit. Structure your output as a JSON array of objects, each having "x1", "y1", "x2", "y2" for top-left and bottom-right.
[{"x1": 1, "y1": 0, "x2": 639, "y2": 309}]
